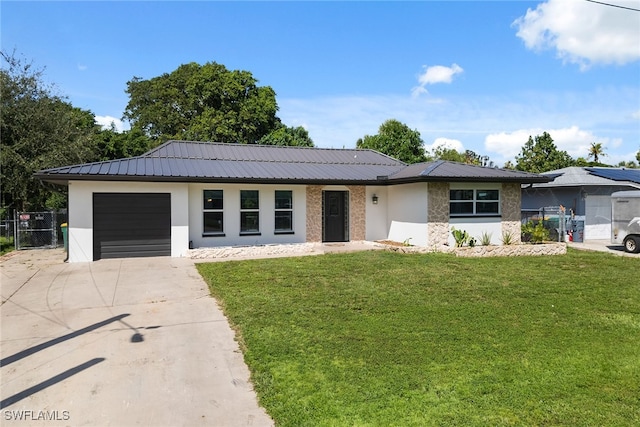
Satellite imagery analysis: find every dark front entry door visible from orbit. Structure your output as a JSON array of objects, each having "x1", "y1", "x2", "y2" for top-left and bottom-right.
[{"x1": 323, "y1": 191, "x2": 348, "y2": 242}]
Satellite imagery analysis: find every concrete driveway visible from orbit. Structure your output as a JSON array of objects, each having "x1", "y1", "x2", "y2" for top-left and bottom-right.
[
  {"x1": 1, "y1": 249, "x2": 273, "y2": 426},
  {"x1": 568, "y1": 239, "x2": 640, "y2": 257}
]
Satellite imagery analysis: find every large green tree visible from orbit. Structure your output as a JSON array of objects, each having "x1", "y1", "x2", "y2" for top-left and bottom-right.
[
  {"x1": 95, "y1": 124, "x2": 152, "y2": 161},
  {"x1": 1, "y1": 51, "x2": 99, "y2": 211},
  {"x1": 515, "y1": 132, "x2": 575, "y2": 173},
  {"x1": 258, "y1": 125, "x2": 314, "y2": 147},
  {"x1": 356, "y1": 119, "x2": 427, "y2": 164},
  {"x1": 123, "y1": 62, "x2": 280, "y2": 144}
]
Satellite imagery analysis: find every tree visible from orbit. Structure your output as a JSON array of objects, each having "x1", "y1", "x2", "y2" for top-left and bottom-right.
[
  {"x1": 587, "y1": 142, "x2": 605, "y2": 164},
  {"x1": 123, "y1": 62, "x2": 279, "y2": 144},
  {"x1": 1, "y1": 51, "x2": 99, "y2": 211},
  {"x1": 96, "y1": 124, "x2": 153, "y2": 161},
  {"x1": 636, "y1": 150, "x2": 640, "y2": 163},
  {"x1": 431, "y1": 146, "x2": 465, "y2": 163},
  {"x1": 429, "y1": 147, "x2": 493, "y2": 166},
  {"x1": 258, "y1": 125, "x2": 314, "y2": 147},
  {"x1": 515, "y1": 132, "x2": 574, "y2": 173},
  {"x1": 574, "y1": 157, "x2": 590, "y2": 167},
  {"x1": 356, "y1": 119, "x2": 427, "y2": 164},
  {"x1": 616, "y1": 160, "x2": 638, "y2": 168}
]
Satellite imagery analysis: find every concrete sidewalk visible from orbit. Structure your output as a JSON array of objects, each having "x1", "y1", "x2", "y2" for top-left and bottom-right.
[{"x1": 0, "y1": 249, "x2": 273, "y2": 426}]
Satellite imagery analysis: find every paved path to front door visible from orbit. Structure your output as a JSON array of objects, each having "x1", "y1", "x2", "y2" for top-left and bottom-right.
[{"x1": 0, "y1": 249, "x2": 273, "y2": 426}]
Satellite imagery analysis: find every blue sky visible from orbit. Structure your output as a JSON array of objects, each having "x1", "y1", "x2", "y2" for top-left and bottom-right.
[{"x1": 2, "y1": 1, "x2": 639, "y2": 166}]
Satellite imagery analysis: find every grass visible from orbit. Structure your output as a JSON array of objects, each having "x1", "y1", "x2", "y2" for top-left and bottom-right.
[
  {"x1": 197, "y1": 249, "x2": 640, "y2": 426},
  {"x1": 0, "y1": 236, "x2": 14, "y2": 256}
]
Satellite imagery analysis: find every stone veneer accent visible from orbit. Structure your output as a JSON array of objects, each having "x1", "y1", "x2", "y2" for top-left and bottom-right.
[
  {"x1": 305, "y1": 185, "x2": 365, "y2": 242},
  {"x1": 427, "y1": 182, "x2": 450, "y2": 248},
  {"x1": 306, "y1": 185, "x2": 323, "y2": 242},
  {"x1": 454, "y1": 243, "x2": 566, "y2": 257},
  {"x1": 346, "y1": 185, "x2": 366, "y2": 241},
  {"x1": 501, "y1": 183, "x2": 522, "y2": 244},
  {"x1": 381, "y1": 242, "x2": 567, "y2": 257}
]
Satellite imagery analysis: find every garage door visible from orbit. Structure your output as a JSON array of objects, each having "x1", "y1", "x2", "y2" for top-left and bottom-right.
[
  {"x1": 93, "y1": 193, "x2": 171, "y2": 260},
  {"x1": 585, "y1": 195, "x2": 611, "y2": 240}
]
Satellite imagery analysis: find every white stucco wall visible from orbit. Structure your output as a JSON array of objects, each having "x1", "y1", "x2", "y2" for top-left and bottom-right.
[
  {"x1": 449, "y1": 217, "x2": 503, "y2": 246},
  {"x1": 385, "y1": 183, "x2": 429, "y2": 246},
  {"x1": 188, "y1": 183, "x2": 307, "y2": 248},
  {"x1": 365, "y1": 186, "x2": 388, "y2": 242},
  {"x1": 67, "y1": 181, "x2": 189, "y2": 262}
]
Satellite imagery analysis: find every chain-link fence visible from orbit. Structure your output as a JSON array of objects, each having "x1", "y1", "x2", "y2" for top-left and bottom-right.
[
  {"x1": 0, "y1": 218, "x2": 16, "y2": 252},
  {"x1": 15, "y1": 211, "x2": 58, "y2": 250},
  {"x1": 521, "y1": 206, "x2": 567, "y2": 243},
  {"x1": 0, "y1": 219, "x2": 16, "y2": 240},
  {"x1": 1, "y1": 210, "x2": 67, "y2": 251}
]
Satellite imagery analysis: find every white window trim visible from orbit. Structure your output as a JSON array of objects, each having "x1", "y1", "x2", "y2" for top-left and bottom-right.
[
  {"x1": 449, "y1": 187, "x2": 501, "y2": 217},
  {"x1": 240, "y1": 190, "x2": 260, "y2": 235},
  {"x1": 274, "y1": 190, "x2": 294, "y2": 234},
  {"x1": 203, "y1": 189, "x2": 224, "y2": 236}
]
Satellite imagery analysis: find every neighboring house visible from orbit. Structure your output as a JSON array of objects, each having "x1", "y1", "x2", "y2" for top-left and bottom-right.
[
  {"x1": 36, "y1": 140, "x2": 548, "y2": 262},
  {"x1": 522, "y1": 167, "x2": 640, "y2": 240}
]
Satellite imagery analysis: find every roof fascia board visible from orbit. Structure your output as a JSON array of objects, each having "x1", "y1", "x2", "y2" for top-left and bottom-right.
[{"x1": 36, "y1": 173, "x2": 550, "y2": 187}]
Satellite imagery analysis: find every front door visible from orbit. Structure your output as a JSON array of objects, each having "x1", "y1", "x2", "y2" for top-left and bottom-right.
[{"x1": 323, "y1": 191, "x2": 348, "y2": 242}]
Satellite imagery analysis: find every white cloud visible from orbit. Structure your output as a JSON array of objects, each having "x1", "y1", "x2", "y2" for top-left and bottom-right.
[
  {"x1": 77, "y1": 64, "x2": 88, "y2": 71},
  {"x1": 278, "y1": 86, "x2": 639, "y2": 167},
  {"x1": 412, "y1": 63, "x2": 463, "y2": 97},
  {"x1": 513, "y1": 0, "x2": 640, "y2": 68},
  {"x1": 425, "y1": 137, "x2": 465, "y2": 154},
  {"x1": 95, "y1": 115, "x2": 126, "y2": 132},
  {"x1": 484, "y1": 126, "x2": 618, "y2": 164},
  {"x1": 632, "y1": 110, "x2": 640, "y2": 120}
]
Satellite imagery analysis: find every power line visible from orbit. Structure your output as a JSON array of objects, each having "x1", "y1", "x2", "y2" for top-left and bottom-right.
[{"x1": 585, "y1": 0, "x2": 640, "y2": 12}]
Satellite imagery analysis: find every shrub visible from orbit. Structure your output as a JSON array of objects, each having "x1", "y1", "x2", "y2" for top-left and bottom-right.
[{"x1": 522, "y1": 221, "x2": 550, "y2": 244}]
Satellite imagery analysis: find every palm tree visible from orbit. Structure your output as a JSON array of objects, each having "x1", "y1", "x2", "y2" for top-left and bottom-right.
[{"x1": 587, "y1": 142, "x2": 605, "y2": 164}]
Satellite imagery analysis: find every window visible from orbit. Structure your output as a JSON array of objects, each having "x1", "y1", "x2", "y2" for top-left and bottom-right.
[
  {"x1": 240, "y1": 190, "x2": 260, "y2": 234},
  {"x1": 274, "y1": 190, "x2": 293, "y2": 233},
  {"x1": 203, "y1": 190, "x2": 224, "y2": 235},
  {"x1": 450, "y1": 189, "x2": 500, "y2": 216}
]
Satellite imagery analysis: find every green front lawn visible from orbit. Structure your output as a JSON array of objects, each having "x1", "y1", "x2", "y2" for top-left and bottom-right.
[{"x1": 197, "y1": 249, "x2": 640, "y2": 426}]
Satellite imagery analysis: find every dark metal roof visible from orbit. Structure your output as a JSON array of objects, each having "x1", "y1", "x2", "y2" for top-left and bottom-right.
[
  {"x1": 387, "y1": 160, "x2": 549, "y2": 183},
  {"x1": 145, "y1": 140, "x2": 403, "y2": 165},
  {"x1": 35, "y1": 140, "x2": 550, "y2": 185}
]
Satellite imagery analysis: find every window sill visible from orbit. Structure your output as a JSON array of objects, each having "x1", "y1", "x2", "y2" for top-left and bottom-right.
[
  {"x1": 240, "y1": 232, "x2": 261, "y2": 236},
  {"x1": 203, "y1": 233, "x2": 225, "y2": 237},
  {"x1": 274, "y1": 231, "x2": 295, "y2": 235}
]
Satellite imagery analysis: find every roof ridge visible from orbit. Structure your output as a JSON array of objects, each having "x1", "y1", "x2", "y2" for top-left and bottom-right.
[
  {"x1": 142, "y1": 155, "x2": 397, "y2": 166},
  {"x1": 164, "y1": 139, "x2": 386, "y2": 153}
]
